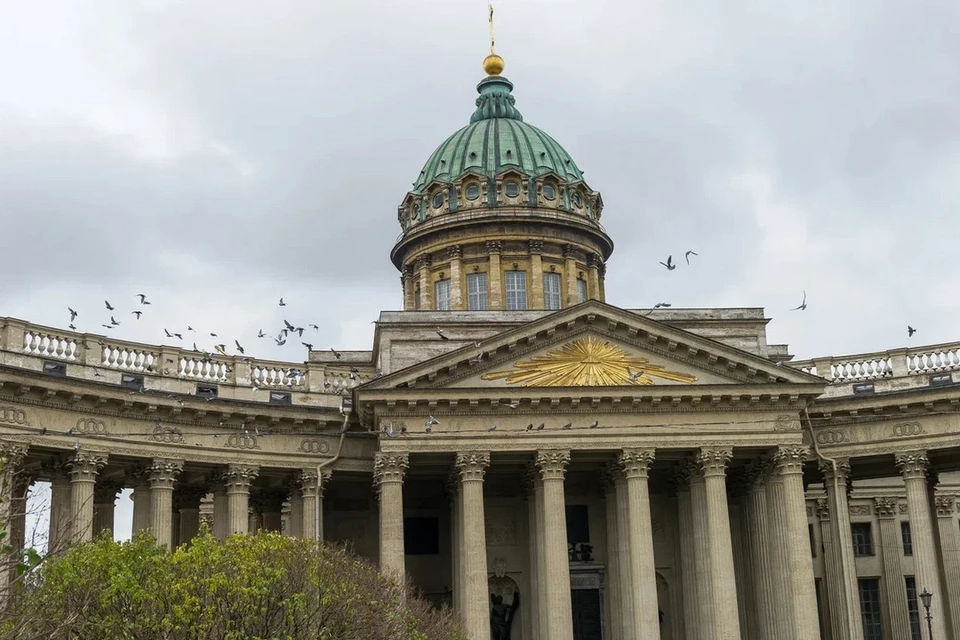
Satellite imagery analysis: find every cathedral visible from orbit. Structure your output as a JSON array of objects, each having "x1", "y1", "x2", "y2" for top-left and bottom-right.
[{"x1": 1, "y1": 47, "x2": 959, "y2": 640}]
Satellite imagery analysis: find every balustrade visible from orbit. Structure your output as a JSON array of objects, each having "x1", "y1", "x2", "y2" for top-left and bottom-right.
[{"x1": 793, "y1": 341, "x2": 960, "y2": 384}]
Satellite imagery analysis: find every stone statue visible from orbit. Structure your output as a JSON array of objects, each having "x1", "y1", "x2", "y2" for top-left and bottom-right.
[{"x1": 489, "y1": 590, "x2": 520, "y2": 640}]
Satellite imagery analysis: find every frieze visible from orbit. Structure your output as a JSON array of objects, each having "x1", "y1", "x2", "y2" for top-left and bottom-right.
[
  {"x1": 152, "y1": 424, "x2": 183, "y2": 444},
  {"x1": 225, "y1": 433, "x2": 261, "y2": 450},
  {"x1": 0, "y1": 406, "x2": 28, "y2": 426},
  {"x1": 848, "y1": 504, "x2": 871, "y2": 516},
  {"x1": 891, "y1": 422, "x2": 924, "y2": 438},
  {"x1": 73, "y1": 417, "x2": 107, "y2": 435},
  {"x1": 299, "y1": 439, "x2": 331, "y2": 455},
  {"x1": 816, "y1": 430, "x2": 847, "y2": 445},
  {"x1": 775, "y1": 414, "x2": 801, "y2": 431}
]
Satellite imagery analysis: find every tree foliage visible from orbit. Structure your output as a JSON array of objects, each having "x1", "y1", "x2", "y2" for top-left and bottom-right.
[{"x1": 1, "y1": 531, "x2": 466, "y2": 640}]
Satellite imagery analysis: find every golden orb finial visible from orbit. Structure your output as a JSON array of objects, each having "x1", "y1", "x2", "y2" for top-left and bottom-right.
[{"x1": 483, "y1": 53, "x2": 505, "y2": 76}]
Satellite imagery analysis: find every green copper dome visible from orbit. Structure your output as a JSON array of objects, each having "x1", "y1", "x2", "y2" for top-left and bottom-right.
[{"x1": 412, "y1": 76, "x2": 584, "y2": 191}]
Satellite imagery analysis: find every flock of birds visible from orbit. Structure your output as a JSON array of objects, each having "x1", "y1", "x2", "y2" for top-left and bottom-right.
[
  {"x1": 380, "y1": 413, "x2": 602, "y2": 438},
  {"x1": 658, "y1": 251, "x2": 917, "y2": 338},
  {"x1": 63, "y1": 295, "x2": 351, "y2": 361}
]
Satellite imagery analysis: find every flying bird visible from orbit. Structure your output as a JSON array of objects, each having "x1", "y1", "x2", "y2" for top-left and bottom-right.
[
  {"x1": 104, "y1": 300, "x2": 114, "y2": 311},
  {"x1": 101, "y1": 324, "x2": 113, "y2": 330},
  {"x1": 436, "y1": 328, "x2": 449, "y2": 340},
  {"x1": 659, "y1": 256, "x2": 676, "y2": 271},
  {"x1": 131, "y1": 311, "x2": 142, "y2": 319},
  {"x1": 173, "y1": 333, "x2": 183, "y2": 340},
  {"x1": 330, "y1": 348, "x2": 342, "y2": 359},
  {"x1": 210, "y1": 332, "x2": 218, "y2": 338},
  {"x1": 164, "y1": 328, "x2": 173, "y2": 338},
  {"x1": 294, "y1": 327, "x2": 305, "y2": 337},
  {"x1": 235, "y1": 340, "x2": 245, "y2": 355},
  {"x1": 284, "y1": 320, "x2": 295, "y2": 331},
  {"x1": 310, "y1": 324, "x2": 319, "y2": 331},
  {"x1": 908, "y1": 326, "x2": 917, "y2": 338},
  {"x1": 425, "y1": 416, "x2": 439, "y2": 427},
  {"x1": 110, "y1": 316, "x2": 120, "y2": 326},
  {"x1": 791, "y1": 291, "x2": 808, "y2": 311},
  {"x1": 214, "y1": 344, "x2": 228, "y2": 356},
  {"x1": 589, "y1": 420, "x2": 599, "y2": 429},
  {"x1": 68, "y1": 307, "x2": 78, "y2": 321},
  {"x1": 684, "y1": 250, "x2": 698, "y2": 265},
  {"x1": 187, "y1": 326, "x2": 195, "y2": 332},
  {"x1": 137, "y1": 294, "x2": 150, "y2": 305},
  {"x1": 279, "y1": 298, "x2": 287, "y2": 306},
  {"x1": 302, "y1": 342, "x2": 313, "y2": 350},
  {"x1": 68, "y1": 324, "x2": 77, "y2": 331},
  {"x1": 275, "y1": 337, "x2": 286, "y2": 346},
  {"x1": 653, "y1": 303, "x2": 671, "y2": 309},
  {"x1": 257, "y1": 330, "x2": 266, "y2": 338}
]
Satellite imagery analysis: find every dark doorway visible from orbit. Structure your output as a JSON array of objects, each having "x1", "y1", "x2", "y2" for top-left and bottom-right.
[{"x1": 571, "y1": 588, "x2": 603, "y2": 640}]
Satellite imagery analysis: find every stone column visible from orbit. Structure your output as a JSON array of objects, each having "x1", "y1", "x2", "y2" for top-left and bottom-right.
[
  {"x1": 92, "y1": 481, "x2": 121, "y2": 538},
  {"x1": 562, "y1": 245, "x2": 579, "y2": 306},
  {"x1": 0, "y1": 443, "x2": 27, "y2": 598},
  {"x1": 534, "y1": 465, "x2": 548, "y2": 637},
  {"x1": 9, "y1": 473, "x2": 32, "y2": 559},
  {"x1": 223, "y1": 464, "x2": 258, "y2": 536},
  {"x1": 130, "y1": 470, "x2": 152, "y2": 535},
  {"x1": 416, "y1": 256, "x2": 433, "y2": 310},
  {"x1": 455, "y1": 452, "x2": 490, "y2": 640},
  {"x1": 448, "y1": 245, "x2": 465, "y2": 310},
  {"x1": 67, "y1": 451, "x2": 107, "y2": 543},
  {"x1": 374, "y1": 452, "x2": 409, "y2": 581},
  {"x1": 674, "y1": 466, "x2": 700, "y2": 640},
  {"x1": 602, "y1": 468, "x2": 623, "y2": 640},
  {"x1": 819, "y1": 458, "x2": 863, "y2": 640},
  {"x1": 934, "y1": 492, "x2": 960, "y2": 640},
  {"x1": 615, "y1": 469, "x2": 637, "y2": 640},
  {"x1": 765, "y1": 459, "x2": 794, "y2": 640},
  {"x1": 697, "y1": 447, "x2": 740, "y2": 640},
  {"x1": 45, "y1": 461, "x2": 71, "y2": 553},
  {"x1": 247, "y1": 491, "x2": 262, "y2": 534},
  {"x1": 177, "y1": 488, "x2": 204, "y2": 545},
  {"x1": 896, "y1": 452, "x2": 947, "y2": 640},
  {"x1": 148, "y1": 458, "x2": 183, "y2": 549},
  {"x1": 402, "y1": 265, "x2": 416, "y2": 310},
  {"x1": 874, "y1": 497, "x2": 912, "y2": 639},
  {"x1": 286, "y1": 477, "x2": 302, "y2": 538},
  {"x1": 619, "y1": 449, "x2": 660, "y2": 640},
  {"x1": 597, "y1": 262, "x2": 607, "y2": 300},
  {"x1": 744, "y1": 462, "x2": 778, "y2": 639},
  {"x1": 529, "y1": 240, "x2": 544, "y2": 310},
  {"x1": 727, "y1": 480, "x2": 754, "y2": 640},
  {"x1": 689, "y1": 463, "x2": 715, "y2": 634},
  {"x1": 773, "y1": 446, "x2": 820, "y2": 639},
  {"x1": 447, "y1": 476, "x2": 462, "y2": 619},
  {"x1": 536, "y1": 450, "x2": 574, "y2": 640},
  {"x1": 486, "y1": 241, "x2": 503, "y2": 310},
  {"x1": 586, "y1": 254, "x2": 601, "y2": 300},
  {"x1": 300, "y1": 469, "x2": 330, "y2": 541},
  {"x1": 212, "y1": 487, "x2": 229, "y2": 539}
]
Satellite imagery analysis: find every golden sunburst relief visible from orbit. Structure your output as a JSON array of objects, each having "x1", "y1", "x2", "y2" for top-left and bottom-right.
[{"x1": 480, "y1": 336, "x2": 697, "y2": 387}]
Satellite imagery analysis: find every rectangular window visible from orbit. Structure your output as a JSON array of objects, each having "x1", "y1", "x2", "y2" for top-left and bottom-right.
[
  {"x1": 851, "y1": 522, "x2": 874, "y2": 556},
  {"x1": 901, "y1": 521, "x2": 913, "y2": 556},
  {"x1": 467, "y1": 272, "x2": 488, "y2": 311},
  {"x1": 403, "y1": 517, "x2": 439, "y2": 555},
  {"x1": 577, "y1": 278, "x2": 588, "y2": 303},
  {"x1": 505, "y1": 270, "x2": 527, "y2": 310},
  {"x1": 858, "y1": 578, "x2": 883, "y2": 640},
  {"x1": 434, "y1": 279, "x2": 451, "y2": 311},
  {"x1": 905, "y1": 576, "x2": 923, "y2": 640},
  {"x1": 543, "y1": 272, "x2": 562, "y2": 310}
]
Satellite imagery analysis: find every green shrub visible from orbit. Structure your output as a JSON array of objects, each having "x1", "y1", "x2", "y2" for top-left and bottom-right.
[{"x1": 1, "y1": 530, "x2": 466, "y2": 640}]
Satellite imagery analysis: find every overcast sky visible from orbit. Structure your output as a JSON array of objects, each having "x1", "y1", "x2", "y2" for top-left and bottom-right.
[{"x1": 3, "y1": 0, "x2": 959, "y2": 367}]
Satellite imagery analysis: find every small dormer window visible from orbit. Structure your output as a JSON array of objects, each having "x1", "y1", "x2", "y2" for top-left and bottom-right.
[
  {"x1": 504, "y1": 181, "x2": 521, "y2": 198},
  {"x1": 432, "y1": 192, "x2": 445, "y2": 209},
  {"x1": 465, "y1": 183, "x2": 481, "y2": 201},
  {"x1": 543, "y1": 183, "x2": 557, "y2": 201}
]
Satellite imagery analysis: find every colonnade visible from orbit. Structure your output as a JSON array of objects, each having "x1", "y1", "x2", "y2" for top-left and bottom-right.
[{"x1": 374, "y1": 445, "x2": 820, "y2": 640}]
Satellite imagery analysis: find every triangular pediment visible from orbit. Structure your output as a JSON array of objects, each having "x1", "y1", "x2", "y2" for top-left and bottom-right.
[{"x1": 360, "y1": 301, "x2": 822, "y2": 393}]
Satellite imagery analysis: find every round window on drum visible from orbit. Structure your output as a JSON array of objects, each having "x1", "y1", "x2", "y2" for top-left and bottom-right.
[
  {"x1": 465, "y1": 183, "x2": 481, "y2": 201},
  {"x1": 504, "y1": 181, "x2": 521, "y2": 198},
  {"x1": 432, "y1": 192, "x2": 445, "y2": 209},
  {"x1": 542, "y1": 183, "x2": 557, "y2": 201}
]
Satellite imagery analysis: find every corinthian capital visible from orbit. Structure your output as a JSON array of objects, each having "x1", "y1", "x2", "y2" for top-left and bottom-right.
[
  {"x1": 148, "y1": 458, "x2": 184, "y2": 489},
  {"x1": 873, "y1": 497, "x2": 898, "y2": 519},
  {"x1": 222, "y1": 464, "x2": 259, "y2": 493},
  {"x1": 818, "y1": 457, "x2": 851, "y2": 483},
  {"x1": 0, "y1": 441, "x2": 27, "y2": 468},
  {"x1": 773, "y1": 446, "x2": 808, "y2": 476},
  {"x1": 619, "y1": 448, "x2": 655, "y2": 480},
  {"x1": 455, "y1": 452, "x2": 490, "y2": 482},
  {"x1": 697, "y1": 447, "x2": 732, "y2": 477},
  {"x1": 67, "y1": 451, "x2": 107, "y2": 482},
  {"x1": 373, "y1": 452, "x2": 409, "y2": 487},
  {"x1": 934, "y1": 494, "x2": 957, "y2": 518},
  {"x1": 895, "y1": 451, "x2": 930, "y2": 480},
  {"x1": 536, "y1": 450, "x2": 570, "y2": 481}
]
